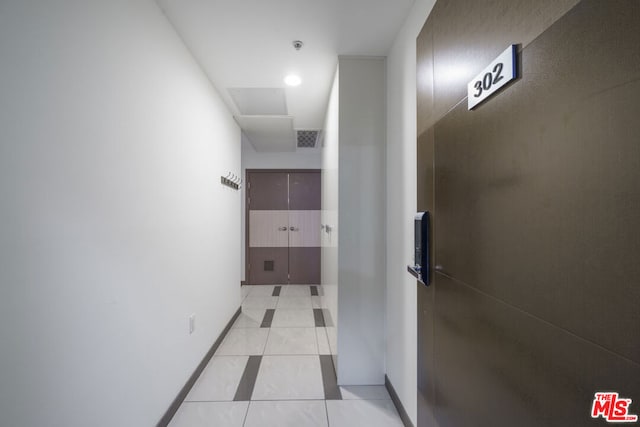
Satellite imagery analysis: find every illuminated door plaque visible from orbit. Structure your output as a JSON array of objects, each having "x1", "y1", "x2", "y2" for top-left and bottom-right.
[{"x1": 468, "y1": 45, "x2": 517, "y2": 110}]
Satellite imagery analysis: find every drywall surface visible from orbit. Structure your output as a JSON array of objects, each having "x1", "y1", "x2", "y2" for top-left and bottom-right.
[
  {"x1": 336, "y1": 57, "x2": 387, "y2": 385},
  {"x1": 384, "y1": 0, "x2": 436, "y2": 424},
  {"x1": 242, "y1": 137, "x2": 322, "y2": 171},
  {"x1": 0, "y1": 1, "x2": 241, "y2": 426},
  {"x1": 321, "y1": 67, "x2": 340, "y2": 362}
]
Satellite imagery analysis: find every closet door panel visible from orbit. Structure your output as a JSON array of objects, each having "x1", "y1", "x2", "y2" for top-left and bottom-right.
[
  {"x1": 248, "y1": 248, "x2": 289, "y2": 285},
  {"x1": 289, "y1": 172, "x2": 321, "y2": 210},
  {"x1": 288, "y1": 210, "x2": 321, "y2": 247},
  {"x1": 249, "y1": 210, "x2": 289, "y2": 247},
  {"x1": 289, "y1": 247, "x2": 321, "y2": 284},
  {"x1": 248, "y1": 172, "x2": 289, "y2": 210}
]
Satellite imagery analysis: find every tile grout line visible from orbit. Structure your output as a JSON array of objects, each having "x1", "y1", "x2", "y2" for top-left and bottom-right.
[
  {"x1": 314, "y1": 324, "x2": 320, "y2": 354},
  {"x1": 241, "y1": 399, "x2": 250, "y2": 427},
  {"x1": 255, "y1": 289, "x2": 275, "y2": 402},
  {"x1": 325, "y1": 400, "x2": 331, "y2": 427},
  {"x1": 261, "y1": 299, "x2": 273, "y2": 363}
]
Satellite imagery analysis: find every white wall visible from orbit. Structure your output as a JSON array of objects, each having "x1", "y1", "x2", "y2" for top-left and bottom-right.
[
  {"x1": 336, "y1": 57, "x2": 387, "y2": 385},
  {"x1": 240, "y1": 137, "x2": 322, "y2": 281},
  {"x1": 321, "y1": 67, "x2": 340, "y2": 361},
  {"x1": 385, "y1": 0, "x2": 436, "y2": 424},
  {"x1": 0, "y1": 1, "x2": 241, "y2": 426},
  {"x1": 241, "y1": 137, "x2": 323, "y2": 171}
]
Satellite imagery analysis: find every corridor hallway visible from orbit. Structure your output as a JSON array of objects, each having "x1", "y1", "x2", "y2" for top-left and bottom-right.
[{"x1": 168, "y1": 285, "x2": 404, "y2": 427}]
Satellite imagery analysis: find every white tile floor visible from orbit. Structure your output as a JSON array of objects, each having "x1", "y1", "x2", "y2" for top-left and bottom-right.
[
  {"x1": 277, "y1": 296, "x2": 313, "y2": 308},
  {"x1": 252, "y1": 355, "x2": 325, "y2": 400},
  {"x1": 326, "y1": 400, "x2": 404, "y2": 427},
  {"x1": 169, "y1": 285, "x2": 404, "y2": 427},
  {"x1": 185, "y1": 356, "x2": 248, "y2": 401},
  {"x1": 215, "y1": 328, "x2": 269, "y2": 356},
  {"x1": 264, "y1": 328, "x2": 318, "y2": 355},
  {"x1": 244, "y1": 400, "x2": 328, "y2": 427},
  {"x1": 233, "y1": 309, "x2": 266, "y2": 328},
  {"x1": 271, "y1": 308, "x2": 316, "y2": 327}
]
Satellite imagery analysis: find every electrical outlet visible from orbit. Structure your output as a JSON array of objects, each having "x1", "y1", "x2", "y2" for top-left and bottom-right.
[{"x1": 189, "y1": 314, "x2": 196, "y2": 334}]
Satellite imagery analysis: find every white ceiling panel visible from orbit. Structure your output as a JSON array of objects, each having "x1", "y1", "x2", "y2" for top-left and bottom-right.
[
  {"x1": 156, "y1": 0, "x2": 416, "y2": 150},
  {"x1": 235, "y1": 116, "x2": 296, "y2": 152},
  {"x1": 228, "y1": 88, "x2": 288, "y2": 116}
]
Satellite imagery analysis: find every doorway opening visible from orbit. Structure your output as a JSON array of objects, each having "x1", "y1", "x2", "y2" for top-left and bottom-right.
[{"x1": 245, "y1": 169, "x2": 321, "y2": 285}]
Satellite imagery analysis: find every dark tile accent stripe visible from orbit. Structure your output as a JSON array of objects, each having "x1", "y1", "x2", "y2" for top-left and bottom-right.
[
  {"x1": 157, "y1": 307, "x2": 241, "y2": 427},
  {"x1": 313, "y1": 309, "x2": 325, "y2": 327},
  {"x1": 260, "y1": 309, "x2": 275, "y2": 328},
  {"x1": 322, "y1": 309, "x2": 334, "y2": 327},
  {"x1": 272, "y1": 286, "x2": 282, "y2": 296},
  {"x1": 310, "y1": 286, "x2": 319, "y2": 296},
  {"x1": 319, "y1": 355, "x2": 342, "y2": 400},
  {"x1": 385, "y1": 375, "x2": 414, "y2": 427},
  {"x1": 233, "y1": 356, "x2": 262, "y2": 401}
]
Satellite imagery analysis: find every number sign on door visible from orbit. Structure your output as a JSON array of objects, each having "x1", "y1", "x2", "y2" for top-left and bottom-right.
[{"x1": 467, "y1": 45, "x2": 517, "y2": 110}]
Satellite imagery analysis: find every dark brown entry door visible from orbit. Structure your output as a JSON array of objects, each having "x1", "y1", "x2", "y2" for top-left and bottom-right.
[
  {"x1": 415, "y1": 2, "x2": 640, "y2": 426},
  {"x1": 247, "y1": 170, "x2": 320, "y2": 285}
]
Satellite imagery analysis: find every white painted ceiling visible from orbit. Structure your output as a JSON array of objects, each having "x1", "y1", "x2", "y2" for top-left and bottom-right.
[{"x1": 157, "y1": 0, "x2": 415, "y2": 151}]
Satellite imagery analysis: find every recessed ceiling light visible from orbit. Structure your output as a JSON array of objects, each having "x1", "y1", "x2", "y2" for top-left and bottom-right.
[{"x1": 284, "y1": 74, "x2": 302, "y2": 87}]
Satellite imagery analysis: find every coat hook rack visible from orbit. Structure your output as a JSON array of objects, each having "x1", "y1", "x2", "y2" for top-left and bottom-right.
[{"x1": 221, "y1": 172, "x2": 241, "y2": 190}]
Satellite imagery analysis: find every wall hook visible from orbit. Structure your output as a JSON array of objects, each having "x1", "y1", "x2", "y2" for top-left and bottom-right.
[{"x1": 220, "y1": 172, "x2": 241, "y2": 191}]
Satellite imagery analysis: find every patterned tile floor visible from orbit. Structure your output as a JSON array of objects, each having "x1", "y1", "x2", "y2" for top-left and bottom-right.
[{"x1": 169, "y1": 285, "x2": 404, "y2": 427}]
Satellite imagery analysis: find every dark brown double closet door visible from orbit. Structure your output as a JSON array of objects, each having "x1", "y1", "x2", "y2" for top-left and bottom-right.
[{"x1": 247, "y1": 170, "x2": 321, "y2": 285}]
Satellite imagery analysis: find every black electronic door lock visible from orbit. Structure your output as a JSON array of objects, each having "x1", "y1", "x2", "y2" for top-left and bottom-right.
[{"x1": 407, "y1": 211, "x2": 430, "y2": 286}]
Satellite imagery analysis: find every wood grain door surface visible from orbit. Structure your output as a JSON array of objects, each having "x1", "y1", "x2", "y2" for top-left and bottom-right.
[{"x1": 247, "y1": 171, "x2": 320, "y2": 284}]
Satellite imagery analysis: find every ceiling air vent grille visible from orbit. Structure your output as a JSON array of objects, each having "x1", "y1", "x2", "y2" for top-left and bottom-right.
[{"x1": 297, "y1": 130, "x2": 319, "y2": 148}]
